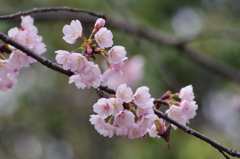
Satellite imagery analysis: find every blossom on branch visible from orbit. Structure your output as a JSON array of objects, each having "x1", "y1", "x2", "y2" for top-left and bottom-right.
[
  {"x1": 94, "y1": 27, "x2": 113, "y2": 48},
  {"x1": 0, "y1": 15, "x2": 46, "y2": 91},
  {"x1": 62, "y1": 20, "x2": 83, "y2": 44},
  {"x1": 165, "y1": 85, "x2": 198, "y2": 129}
]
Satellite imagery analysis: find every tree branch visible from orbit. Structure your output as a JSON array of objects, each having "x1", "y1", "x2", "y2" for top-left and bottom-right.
[
  {"x1": 0, "y1": 7, "x2": 106, "y2": 20},
  {"x1": 153, "y1": 109, "x2": 240, "y2": 158},
  {"x1": 0, "y1": 31, "x2": 239, "y2": 158}
]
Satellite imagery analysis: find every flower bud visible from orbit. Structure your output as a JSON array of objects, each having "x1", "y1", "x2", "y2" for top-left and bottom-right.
[
  {"x1": 92, "y1": 18, "x2": 106, "y2": 33},
  {"x1": 95, "y1": 18, "x2": 105, "y2": 29}
]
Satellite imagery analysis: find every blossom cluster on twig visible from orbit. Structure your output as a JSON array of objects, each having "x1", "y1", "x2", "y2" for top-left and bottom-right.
[
  {"x1": 55, "y1": 18, "x2": 127, "y2": 89},
  {"x1": 0, "y1": 16, "x2": 46, "y2": 91}
]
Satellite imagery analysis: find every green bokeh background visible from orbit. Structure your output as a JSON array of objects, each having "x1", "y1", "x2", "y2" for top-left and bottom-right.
[{"x1": 1, "y1": 0, "x2": 240, "y2": 159}]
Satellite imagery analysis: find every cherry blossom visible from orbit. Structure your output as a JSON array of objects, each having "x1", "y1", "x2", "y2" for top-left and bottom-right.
[
  {"x1": 107, "y1": 98, "x2": 123, "y2": 115},
  {"x1": 98, "y1": 123, "x2": 115, "y2": 138},
  {"x1": 55, "y1": 50, "x2": 71, "y2": 70},
  {"x1": 69, "y1": 61, "x2": 101, "y2": 89},
  {"x1": 89, "y1": 114, "x2": 106, "y2": 131},
  {"x1": 165, "y1": 105, "x2": 187, "y2": 129},
  {"x1": 128, "y1": 123, "x2": 144, "y2": 139},
  {"x1": 67, "y1": 53, "x2": 88, "y2": 72},
  {"x1": 21, "y1": 15, "x2": 38, "y2": 33},
  {"x1": 101, "y1": 68, "x2": 123, "y2": 83},
  {"x1": 9, "y1": 50, "x2": 33, "y2": 68},
  {"x1": 0, "y1": 74, "x2": 17, "y2": 92},
  {"x1": 107, "y1": 46, "x2": 127, "y2": 64},
  {"x1": 94, "y1": 27, "x2": 113, "y2": 48},
  {"x1": 114, "y1": 125, "x2": 128, "y2": 137},
  {"x1": 62, "y1": 20, "x2": 82, "y2": 44},
  {"x1": 180, "y1": 100, "x2": 198, "y2": 120},
  {"x1": 0, "y1": 60, "x2": 13, "y2": 77},
  {"x1": 179, "y1": 85, "x2": 195, "y2": 102},
  {"x1": 93, "y1": 98, "x2": 114, "y2": 117},
  {"x1": 114, "y1": 110, "x2": 135, "y2": 127},
  {"x1": 116, "y1": 83, "x2": 133, "y2": 103},
  {"x1": 133, "y1": 86, "x2": 152, "y2": 107}
]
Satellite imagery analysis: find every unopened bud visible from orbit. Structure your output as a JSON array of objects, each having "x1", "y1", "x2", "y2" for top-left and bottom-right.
[
  {"x1": 87, "y1": 46, "x2": 92, "y2": 54},
  {"x1": 92, "y1": 18, "x2": 106, "y2": 33},
  {"x1": 95, "y1": 18, "x2": 105, "y2": 29}
]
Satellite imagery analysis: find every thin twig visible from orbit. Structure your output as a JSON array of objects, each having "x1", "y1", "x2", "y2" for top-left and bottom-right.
[
  {"x1": 0, "y1": 32, "x2": 239, "y2": 158},
  {"x1": 219, "y1": 150, "x2": 231, "y2": 159},
  {"x1": 0, "y1": 7, "x2": 106, "y2": 20},
  {"x1": 153, "y1": 109, "x2": 240, "y2": 158}
]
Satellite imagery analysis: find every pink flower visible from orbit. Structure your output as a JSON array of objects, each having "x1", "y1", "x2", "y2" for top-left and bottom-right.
[
  {"x1": 133, "y1": 86, "x2": 152, "y2": 107},
  {"x1": 107, "y1": 98, "x2": 123, "y2": 116},
  {"x1": 55, "y1": 50, "x2": 71, "y2": 70},
  {"x1": 111, "y1": 62, "x2": 125, "y2": 71},
  {"x1": 98, "y1": 123, "x2": 115, "y2": 138},
  {"x1": 128, "y1": 123, "x2": 144, "y2": 139},
  {"x1": 9, "y1": 50, "x2": 33, "y2": 68},
  {"x1": 148, "y1": 124, "x2": 160, "y2": 138},
  {"x1": 136, "y1": 107, "x2": 154, "y2": 117},
  {"x1": 180, "y1": 100, "x2": 198, "y2": 120},
  {"x1": 94, "y1": 27, "x2": 113, "y2": 48},
  {"x1": 21, "y1": 15, "x2": 38, "y2": 33},
  {"x1": 116, "y1": 84, "x2": 133, "y2": 103},
  {"x1": 67, "y1": 53, "x2": 88, "y2": 72},
  {"x1": 147, "y1": 119, "x2": 166, "y2": 137},
  {"x1": 101, "y1": 68, "x2": 123, "y2": 83},
  {"x1": 8, "y1": 27, "x2": 27, "y2": 47},
  {"x1": 69, "y1": 74, "x2": 86, "y2": 89},
  {"x1": 114, "y1": 110, "x2": 135, "y2": 127},
  {"x1": 69, "y1": 61, "x2": 101, "y2": 89},
  {"x1": 107, "y1": 46, "x2": 127, "y2": 64},
  {"x1": 179, "y1": 85, "x2": 195, "y2": 102},
  {"x1": 62, "y1": 20, "x2": 82, "y2": 44},
  {"x1": 32, "y1": 39, "x2": 46, "y2": 55},
  {"x1": 115, "y1": 125, "x2": 128, "y2": 137},
  {"x1": 165, "y1": 105, "x2": 187, "y2": 129},
  {"x1": 81, "y1": 62, "x2": 101, "y2": 88},
  {"x1": 137, "y1": 113, "x2": 158, "y2": 130},
  {"x1": 0, "y1": 74, "x2": 17, "y2": 91},
  {"x1": 0, "y1": 60, "x2": 13, "y2": 77},
  {"x1": 21, "y1": 16, "x2": 38, "y2": 34},
  {"x1": 89, "y1": 114, "x2": 105, "y2": 131},
  {"x1": 8, "y1": 16, "x2": 46, "y2": 55},
  {"x1": 93, "y1": 98, "x2": 114, "y2": 117}
]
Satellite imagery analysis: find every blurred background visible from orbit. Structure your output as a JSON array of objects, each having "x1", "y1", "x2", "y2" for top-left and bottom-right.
[{"x1": 1, "y1": 0, "x2": 240, "y2": 158}]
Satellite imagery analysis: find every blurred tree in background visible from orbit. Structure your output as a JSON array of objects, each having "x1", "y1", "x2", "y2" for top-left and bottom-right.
[{"x1": 1, "y1": 0, "x2": 240, "y2": 159}]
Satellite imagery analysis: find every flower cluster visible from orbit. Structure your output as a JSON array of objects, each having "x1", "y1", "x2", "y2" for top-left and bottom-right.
[
  {"x1": 90, "y1": 83, "x2": 166, "y2": 139},
  {"x1": 0, "y1": 16, "x2": 46, "y2": 91},
  {"x1": 55, "y1": 18, "x2": 127, "y2": 89},
  {"x1": 165, "y1": 85, "x2": 198, "y2": 129}
]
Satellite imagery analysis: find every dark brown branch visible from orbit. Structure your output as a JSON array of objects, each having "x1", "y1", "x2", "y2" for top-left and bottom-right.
[
  {"x1": 153, "y1": 109, "x2": 240, "y2": 158},
  {"x1": 0, "y1": 7, "x2": 106, "y2": 20},
  {"x1": 0, "y1": 32, "x2": 239, "y2": 158},
  {"x1": 219, "y1": 150, "x2": 231, "y2": 159}
]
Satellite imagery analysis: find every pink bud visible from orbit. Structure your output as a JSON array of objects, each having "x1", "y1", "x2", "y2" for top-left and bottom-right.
[
  {"x1": 95, "y1": 18, "x2": 105, "y2": 29},
  {"x1": 87, "y1": 46, "x2": 92, "y2": 54}
]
